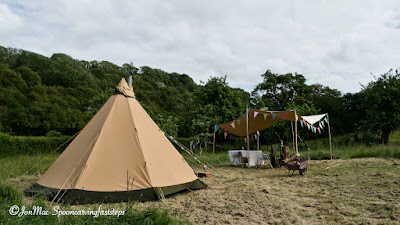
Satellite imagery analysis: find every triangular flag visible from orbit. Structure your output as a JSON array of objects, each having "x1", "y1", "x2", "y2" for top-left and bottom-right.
[
  {"x1": 237, "y1": 120, "x2": 240, "y2": 125},
  {"x1": 318, "y1": 127, "x2": 321, "y2": 134},
  {"x1": 319, "y1": 122, "x2": 323, "y2": 129},
  {"x1": 215, "y1": 126, "x2": 219, "y2": 132},
  {"x1": 254, "y1": 111, "x2": 259, "y2": 118},
  {"x1": 324, "y1": 117, "x2": 328, "y2": 123},
  {"x1": 303, "y1": 120, "x2": 307, "y2": 126},
  {"x1": 272, "y1": 113, "x2": 277, "y2": 120},
  {"x1": 263, "y1": 114, "x2": 268, "y2": 120},
  {"x1": 244, "y1": 137, "x2": 247, "y2": 143},
  {"x1": 231, "y1": 122, "x2": 235, "y2": 129},
  {"x1": 229, "y1": 133, "x2": 232, "y2": 140},
  {"x1": 300, "y1": 121, "x2": 303, "y2": 128},
  {"x1": 223, "y1": 127, "x2": 227, "y2": 132},
  {"x1": 307, "y1": 123, "x2": 310, "y2": 129},
  {"x1": 282, "y1": 114, "x2": 286, "y2": 120},
  {"x1": 224, "y1": 131, "x2": 227, "y2": 139},
  {"x1": 295, "y1": 114, "x2": 298, "y2": 121},
  {"x1": 321, "y1": 120, "x2": 325, "y2": 127}
]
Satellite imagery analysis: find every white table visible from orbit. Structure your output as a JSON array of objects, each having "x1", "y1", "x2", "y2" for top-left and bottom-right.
[{"x1": 228, "y1": 150, "x2": 263, "y2": 167}]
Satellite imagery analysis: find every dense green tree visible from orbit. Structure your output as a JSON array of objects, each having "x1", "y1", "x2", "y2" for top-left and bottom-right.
[
  {"x1": 253, "y1": 70, "x2": 314, "y2": 110},
  {"x1": 359, "y1": 69, "x2": 400, "y2": 144},
  {"x1": 190, "y1": 76, "x2": 245, "y2": 135}
]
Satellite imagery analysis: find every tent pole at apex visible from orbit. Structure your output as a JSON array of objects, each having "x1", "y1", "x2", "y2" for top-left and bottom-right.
[
  {"x1": 327, "y1": 113, "x2": 333, "y2": 160},
  {"x1": 213, "y1": 125, "x2": 216, "y2": 167},
  {"x1": 246, "y1": 105, "x2": 250, "y2": 168}
]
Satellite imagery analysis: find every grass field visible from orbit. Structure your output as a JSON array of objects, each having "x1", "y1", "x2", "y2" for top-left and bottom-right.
[{"x1": 1, "y1": 154, "x2": 399, "y2": 224}]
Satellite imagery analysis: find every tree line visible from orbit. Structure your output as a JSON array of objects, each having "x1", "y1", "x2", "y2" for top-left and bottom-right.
[{"x1": 0, "y1": 46, "x2": 399, "y2": 145}]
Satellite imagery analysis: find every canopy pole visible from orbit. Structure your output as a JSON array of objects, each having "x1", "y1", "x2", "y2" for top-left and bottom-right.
[
  {"x1": 246, "y1": 105, "x2": 250, "y2": 168},
  {"x1": 294, "y1": 110, "x2": 298, "y2": 154},
  {"x1": 327, "y1": 114, "x2": 333, "y2": 160},
  {"x1": 257, "y1": 132, "x2": 260, "y2": 150},
  {"x1": 213, "y1": 125, "x2": 216, "y2": 167},
  {"x1": 291, "y1": 121, "x2": 295, "y2": 153}
]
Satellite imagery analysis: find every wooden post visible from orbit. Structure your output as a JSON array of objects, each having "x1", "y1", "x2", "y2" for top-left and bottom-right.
[
  {"x1": 294, "y1": 110, "x2": 298, "y2": 154},
  {"x1": 213, "y1": 125, "x2": 216, "y2": 167},
  {"x1": 327, "y1": 113, "x2": 333, "y2": 160},
  {"x1": 257, "y1": 131, "x2": 260, "y2": 150},
  {"x1": 246, "y1": 105, "x2": 250, "y2": 168},
  {"x1": 291, "y1": 121, "x2": 295, "y2": 154}
]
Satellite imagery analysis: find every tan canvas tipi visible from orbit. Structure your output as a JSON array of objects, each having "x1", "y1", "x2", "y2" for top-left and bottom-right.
[{"x1": 26, "y1": 78, "x2": 206, "y2": 203}]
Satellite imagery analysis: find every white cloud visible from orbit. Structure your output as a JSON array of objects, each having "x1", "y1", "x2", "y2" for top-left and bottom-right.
[{"x1": 1, "y1": 0, "x2": 400, "y2": 93}]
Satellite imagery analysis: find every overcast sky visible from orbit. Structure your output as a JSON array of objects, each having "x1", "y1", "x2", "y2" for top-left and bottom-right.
[{"x1": 1, "y1": 0, "x2": 400, "y2": 93}]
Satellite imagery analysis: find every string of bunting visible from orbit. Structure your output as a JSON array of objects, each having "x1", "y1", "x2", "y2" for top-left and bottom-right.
[
  {"x1": 162, "y1": 132, "x2": 209, "y2": 171},
  {"x1": 217, "y1": 110, "x2": 328, "y2": 136}
]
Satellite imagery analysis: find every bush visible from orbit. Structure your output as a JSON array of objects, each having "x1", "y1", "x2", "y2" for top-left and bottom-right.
[
  {"x1": 46, "y1": 130, "x2": 62, "y2": 137},
  {"x1": 0, "y1": 135, "x2": 72, "y2": 156},
  {"x1": 0, "y1": 132, "x2": 11, "y2": 150},
  {"x1": 0, "y1": 182, "x2": 22, "y2": 205}
]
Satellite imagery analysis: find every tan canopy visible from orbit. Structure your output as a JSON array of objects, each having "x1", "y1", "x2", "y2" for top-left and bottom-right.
[
  {"x1": 27, "y1": 78, "x2": 206, "y2": 203},
  {"x1": 217, "y1": 109, "x2": 303, "y2": 137}
]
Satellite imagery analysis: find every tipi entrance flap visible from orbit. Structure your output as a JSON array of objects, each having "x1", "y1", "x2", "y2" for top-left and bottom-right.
[{"x1": 74, "y1": 95, "x2": 152, "y2": 192}]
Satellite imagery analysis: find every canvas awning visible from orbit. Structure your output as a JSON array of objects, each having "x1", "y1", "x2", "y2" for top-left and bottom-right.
[
  {"x1": 216, "y1": 109, "x2": 303, "y2": 137},
  {"x1": 302, "y1": 114, "x2": 327, "y2": 125}
]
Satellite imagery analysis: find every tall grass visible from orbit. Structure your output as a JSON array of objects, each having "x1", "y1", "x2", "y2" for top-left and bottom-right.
[
  {"x1": 195, "y1": 130, "x2": 400, "y2": 164},
  {"x1": 0, "y1": 154, "x2": 59, "y2": 180},
  {"x1": 0, "y1": 182, "x2": 189, "y2": 225}
]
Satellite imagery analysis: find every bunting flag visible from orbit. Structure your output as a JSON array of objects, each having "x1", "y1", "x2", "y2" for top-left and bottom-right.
[
  {"x1": 229, "y1": 133, "x2": 232, "y2": 140},
  {"x1": 300, "y1": 120, "x2": 304, "y2": 128},
  {"x1": 282, "y1": 114, "x2": 286, "y2": 120},
  {"x1": 223, "y1": 127, "x2": 227, "y2": 132},
  {"x1": 254, "y1": 111, "x2": 259, "y2": 118},
  {"x1": 231, "y1": 122, "x2": 235, "y2": 129},
  {"x1": 307, "y1": 123, "x2": 310, "y2": 129},
  {"x1": 224, "y1": 131, "x2": 227, "y2": 139},
  {"x1": 215, "y1": 126, "x2": 219, "y2": 132},
  {"x1": 324, "y1": 117, "x2": 328, "y2": 124},
  {"x1": 295, "y1": 114, "x2": 299, "y2": 121},
  {"x1": 321, "y1": 120, "x2": 325, "y2": 127},
  {"x1": 237, "y1": 120, "x2": 240, "y2": 125},
  {"x1": 319, "y1": 122, "x2": 323, "y2": 129},
  {"x1": 244, "y1": 137, "x2": 247, "y2": 143},
  {"x1": 303, "y1": 120, "x2": 307, "y2": 126},
  {"x1": 272, "y1": 113, "x2": 277, "y2": 120},
  {"x1": 243, "y1": 114, "x2": 246, "y2": 118},
  {"x1": 263, "y1": 113, "x2": 268, "y2": 120},
  {"x1": 318, "y1": 127, "x2": 321, "y2": 134}
]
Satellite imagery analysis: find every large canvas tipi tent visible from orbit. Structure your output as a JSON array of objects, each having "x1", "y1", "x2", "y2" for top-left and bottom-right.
[{"x1": 26, "y1": 78, "x2": 206, "y2": 203}]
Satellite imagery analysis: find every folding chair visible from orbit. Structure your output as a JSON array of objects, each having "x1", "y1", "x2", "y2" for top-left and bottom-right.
[{"x1": 257, "y1": 153, "x2": 273, "y2": 169}]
